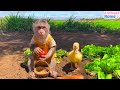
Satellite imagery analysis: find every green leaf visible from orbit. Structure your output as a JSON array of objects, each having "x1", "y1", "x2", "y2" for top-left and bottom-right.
[
  {"x1": 114, "y1": 70, "x2": 120, "y2": 76},
  {"x1": 93, "y1": 66, "x2": 102, "y2": 72},
  {"x1": 102, "y1": 54, "x2": 109, "y2": 59},
  {"x1": 56, "y1": 58, "x2": 61, "y2": 64},
  {"x1": 105, "y1": 74, "x2": 112, "y2": 79},
  {"x1": 24, "y1": 48, "x2": 33, "y2": 56},
  {"x1": 98, "y1": 71, "x2": 106, "y2": 79}
]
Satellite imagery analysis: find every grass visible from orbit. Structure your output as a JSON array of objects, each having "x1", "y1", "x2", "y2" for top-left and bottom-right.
[
  {"x1": 0, "y1": 15, "x2": 34, "y2": 32},
  {"x1": 0, "y1": 15, "x2": 120, "y2": 34}
]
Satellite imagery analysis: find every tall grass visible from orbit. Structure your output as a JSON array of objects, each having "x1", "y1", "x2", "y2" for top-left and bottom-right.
[
  {"x1": 0, "y1": 18, "x2": 4, "y2": 31},
  {"x1": 0, "y1": 15, "x2": 34, "y2": 32}
]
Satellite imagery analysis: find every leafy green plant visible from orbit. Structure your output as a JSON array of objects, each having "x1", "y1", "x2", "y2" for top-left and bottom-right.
[
  {"x1": 83, "y1": 44, "x2": 120, "y2": 79},
  {"x1": 98, "y1": 71, "x2": 112, "y2": 79},
  {"x1": 113, "y1": 70, "x2": 120, "y2": 79},
  {"x1": 22, "y1": 48, "x2": 33, "y2": 67},
  {"x1": 24, "y1": 48, "x2": 33, "y2": 56},
  {"x1": 56, "y1": 49, "x2": 68, "y2": 63}
]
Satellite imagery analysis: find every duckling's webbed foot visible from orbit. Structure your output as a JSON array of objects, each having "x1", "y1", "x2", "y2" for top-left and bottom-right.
[
  {"x1": 70, "y1": 63, "x2": 75, "y2": 71},
  {"x1": 70, "y1": 67, "x2": 75, "y2": 70}
]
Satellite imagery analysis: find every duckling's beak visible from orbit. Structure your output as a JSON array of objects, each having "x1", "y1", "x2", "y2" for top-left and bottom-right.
[
  {"x1": 75, "y1": 49, "x2": 79, "y2": 54},
  {"x1": 73, "y1": 44, "x2": 78, "y2": 49}
]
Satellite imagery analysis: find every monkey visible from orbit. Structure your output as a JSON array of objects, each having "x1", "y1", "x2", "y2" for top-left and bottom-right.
[{"x1": 28, "y1": 19, "x2": 58, "y2": 78}]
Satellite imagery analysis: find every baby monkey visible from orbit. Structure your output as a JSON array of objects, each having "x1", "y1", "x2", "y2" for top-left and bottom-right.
[{"x1": 28, "y1": 19, "x2": 58, "y2": 78}]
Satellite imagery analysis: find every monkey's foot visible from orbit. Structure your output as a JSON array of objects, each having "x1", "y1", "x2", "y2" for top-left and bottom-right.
[
  {"x1": 76, "y1": 68, "x2": 80, "y2": 71},
  {"x1": 28, "y1": 71, "x2": 35, "y2": 79},
  {"x1": 50, "y1": 70, "x2": 58, "y2": 79}
]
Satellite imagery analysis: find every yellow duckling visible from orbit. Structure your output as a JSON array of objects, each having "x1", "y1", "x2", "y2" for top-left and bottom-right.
[{"x1": 68, "y1": 42, "x2": 82, "y2": 71}]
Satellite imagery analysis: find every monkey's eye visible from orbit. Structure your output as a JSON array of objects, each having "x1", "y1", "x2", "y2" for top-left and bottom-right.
[{"x1": 36, "y1": 26, "x2": 46, "y2": 29}]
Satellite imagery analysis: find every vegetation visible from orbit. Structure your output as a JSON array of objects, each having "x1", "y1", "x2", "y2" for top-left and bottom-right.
[
  {"x1": 82, "y1": 44, "x2": 120, "y2": 79},
  {"x1": 1, "y1": 14, "x2": 120, "y2": 79},
  {"x1": 22, "y1": 48, "x2": 33, "y2": 67},
  {"x1": 0, "y1": 15, "x2": 34, "y2": 32},
  {"x1": 56, "y1": 49, "x2": 68, "y2": 63},
  {"x1": 23, "y1": 48, "x2": 68, "y2": 66},
  {"x1": 0, "y1": 15, "x2": 120, "y2": 34}
]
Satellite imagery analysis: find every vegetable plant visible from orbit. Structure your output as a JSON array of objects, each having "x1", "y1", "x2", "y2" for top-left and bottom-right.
[
  {"x1": 82, "y1": 44, "x2": 120, "y2": 79},
  {"x1": 22, "y1": 48, "x2": 33, "y2": 67},
  {"x1": 56, "y1": 49, "x2": 68, "y2": 63}
]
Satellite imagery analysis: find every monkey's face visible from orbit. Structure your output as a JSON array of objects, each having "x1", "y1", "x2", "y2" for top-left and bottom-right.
[{"x1": 34, "y1": 23, "x2": 48, "y2": 37}]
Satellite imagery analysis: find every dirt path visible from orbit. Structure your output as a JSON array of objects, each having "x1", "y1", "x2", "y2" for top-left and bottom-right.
[
  {"x1": 0, "y1": 31, "x2": 120, "y2": 79},
  {"x1": 0, "y1": 54, "x2": 28, "y2": 79}
]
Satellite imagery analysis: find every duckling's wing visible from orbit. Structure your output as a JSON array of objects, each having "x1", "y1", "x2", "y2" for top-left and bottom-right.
[
  {"x1": 68, "y1": 51, "x2": 74, "y2": 62},
  {"x1": 76, "y1": 52, "x2": 82, "y2": 62}
]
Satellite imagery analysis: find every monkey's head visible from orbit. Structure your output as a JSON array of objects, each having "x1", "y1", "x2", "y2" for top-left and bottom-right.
[{"x1": 33, "y1": 19, "x2": 50, "y2": 38}]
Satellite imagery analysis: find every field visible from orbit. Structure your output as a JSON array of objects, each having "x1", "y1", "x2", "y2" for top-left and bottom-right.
[
  {"x1": 1, "y1": 15, "x2": 120, "y2": 79},
  {"x1": 1, "y1": 31, "x2": 120, "y2": 79}
]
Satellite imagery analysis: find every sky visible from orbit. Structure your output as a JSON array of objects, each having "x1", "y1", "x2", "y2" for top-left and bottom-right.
[{"x1": 0, "y1": 11, "x2": 106, "y2": 20}]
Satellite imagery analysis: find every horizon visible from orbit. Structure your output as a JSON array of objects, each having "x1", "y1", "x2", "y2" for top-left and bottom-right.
[{"x1": 0, "y1": 11, "x2": 104, "y2": 20}]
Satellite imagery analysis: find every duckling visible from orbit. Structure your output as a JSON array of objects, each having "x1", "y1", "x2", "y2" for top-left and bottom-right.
[{"x1": 68, "y1": 42, "x2": 82, "y2": 71}]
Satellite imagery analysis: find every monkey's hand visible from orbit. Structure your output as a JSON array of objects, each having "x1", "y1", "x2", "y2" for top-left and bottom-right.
[
  {"x1": 34, "y1": 47, "x2": 43, "y2": 57},
  {"x1": 38, "y1": 57, "x2": 46, "y2": 61},
  {"x1": 44, "y1": 46, "x2": 56, "y2": 60}
]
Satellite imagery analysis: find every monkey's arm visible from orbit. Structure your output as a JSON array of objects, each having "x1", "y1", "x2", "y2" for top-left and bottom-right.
[
  {"x1": 29, "y1": 37, "x2": 37, "y2": 52},
  {"x1": 44, "y1": 46, "x2": 56, "y2": 60},
  {"x1": 42, "y1": 38, "x2": 56, "y2": 61}
]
